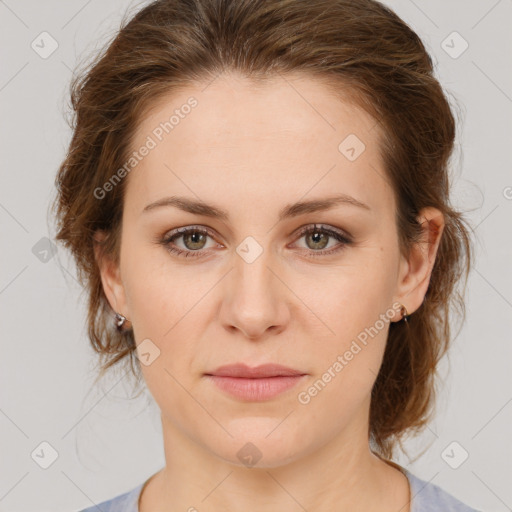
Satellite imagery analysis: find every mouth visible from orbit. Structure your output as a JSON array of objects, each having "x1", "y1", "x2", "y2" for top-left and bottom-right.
[{"x1": 204, "y1": 363, "x2": 308, "y2": 401}]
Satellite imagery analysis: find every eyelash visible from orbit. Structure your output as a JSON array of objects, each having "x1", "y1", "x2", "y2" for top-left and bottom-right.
[{"x1": 159, "y1": 224, "x2": 353, "y2": 259}]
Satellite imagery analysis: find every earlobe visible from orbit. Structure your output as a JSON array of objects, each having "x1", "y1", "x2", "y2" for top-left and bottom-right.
[
  {"x1": 394, "y1": 207, "x2": 445, "y2": 320},
  {"x1": 93, "y1": 230, "x2": 129, "y2": 320}
]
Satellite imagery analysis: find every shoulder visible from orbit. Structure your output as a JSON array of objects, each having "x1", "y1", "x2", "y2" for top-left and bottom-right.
[
  {"x1": 77, "y1": 481, "x2": 144, "y2": 512},
  {"x1": 404, "y1": 469, "x2": 481, "y2": 512}
]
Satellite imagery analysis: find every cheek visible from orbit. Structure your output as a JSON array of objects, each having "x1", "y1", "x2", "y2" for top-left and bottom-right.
[
  {"x1": 299, "y1": 248, "x2": 397, "y2": 387},
  {"x1": 310, "y1": 257, "x2": 396, "y2": 336},
  {"x1": 121, "y1": 245, "x2": 218, "y2": 377},
  {"x1": 125, "y1": 261, "x2": 201, "y2": 414},
  {"x1": 295, "y1": 281, "x2": 393, "y2": 431},
  {"x1": 122, "y1": 243, "x2": 202, "y2": 335}
]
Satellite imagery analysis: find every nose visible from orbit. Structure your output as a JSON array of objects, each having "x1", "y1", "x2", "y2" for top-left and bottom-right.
[{"x1": 218, "y1": 243, "x2": 290, "y2": 341}]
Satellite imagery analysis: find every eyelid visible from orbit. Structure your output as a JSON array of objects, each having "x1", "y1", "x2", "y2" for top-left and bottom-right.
[
  {"x1": 288, "y1": 224, "x2": 353, "y2": 256},
  {"x1": 164, "y1": 223, "x2": 353, "y2": 241},
  {"x1": 292, "y1": 223, "x2": 353, "y2": 241},
  {"x1": 161, "y1": 225, "x2": 223, "y2": 249},
  {"x1": 159, "y1": 223, "x2": 353, "y2": 258}
]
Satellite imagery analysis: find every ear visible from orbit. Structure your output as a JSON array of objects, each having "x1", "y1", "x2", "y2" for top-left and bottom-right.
[
  {"x1": 93, "y1": 230, "x2": 130, "y2": 321},
  {"x1": 392, "y1": 207, "x2": 445, "y2": 321}
]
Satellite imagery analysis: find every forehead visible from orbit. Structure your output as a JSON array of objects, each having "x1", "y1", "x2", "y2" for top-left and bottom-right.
[{"x1": 125, "y1": 71, "x2": 394, "y2": 219}]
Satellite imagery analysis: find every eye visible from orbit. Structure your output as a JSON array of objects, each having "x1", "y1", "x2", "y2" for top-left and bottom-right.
[
  {"x1": 291, "y1": 224, "x2": 353, "y2": 257},
  {"x1": 160, "y1": 226, "x2": 220, "y2": 258},
  {"x1": 158, "y1": 223, "x2": 353, "y2": 259}
]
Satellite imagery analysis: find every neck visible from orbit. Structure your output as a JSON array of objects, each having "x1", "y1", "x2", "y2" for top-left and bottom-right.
[{"x1": 139, "y1": 414, "x2": 410, "y2": 512}]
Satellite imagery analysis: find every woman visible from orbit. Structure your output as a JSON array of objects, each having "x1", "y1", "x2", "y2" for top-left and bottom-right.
[{"x1": 53, "y1": 0, "x2": 479, "y2": 510}]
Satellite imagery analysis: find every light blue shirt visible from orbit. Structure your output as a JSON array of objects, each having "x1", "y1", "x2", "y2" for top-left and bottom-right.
[{"x1": 78, "y1": 467, "x2": 481, "y2": 511}]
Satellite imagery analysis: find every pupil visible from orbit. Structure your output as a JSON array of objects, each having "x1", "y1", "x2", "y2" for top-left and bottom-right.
[
  {"x1": 185, "y1": 232, "x2": 205, "y2": 249},
  {"x1": 308, "y1": 230, "x2": 328, "y2": 250}
]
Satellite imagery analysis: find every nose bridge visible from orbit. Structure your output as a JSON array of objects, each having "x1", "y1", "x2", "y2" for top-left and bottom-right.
[
  {"x1": 220, "y1": 234, "x2": 288, "y2": 338},
  {"x1": 233, "y1": 235, "x2": 276, "y2": 302}
]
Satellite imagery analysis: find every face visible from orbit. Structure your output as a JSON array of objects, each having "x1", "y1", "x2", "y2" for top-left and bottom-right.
[{"x1": 98, "y1": 71, "x2": 440, "y2": 468}]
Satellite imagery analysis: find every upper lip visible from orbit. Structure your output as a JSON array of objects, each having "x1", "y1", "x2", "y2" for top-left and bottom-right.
[{"x1": 206, "y1": 363, "x2": 306, "y2": 378}]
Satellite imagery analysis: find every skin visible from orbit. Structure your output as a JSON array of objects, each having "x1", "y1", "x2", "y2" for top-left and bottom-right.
[{"x1": 95, "y1": 71, "x2": 444, "y2": 511}]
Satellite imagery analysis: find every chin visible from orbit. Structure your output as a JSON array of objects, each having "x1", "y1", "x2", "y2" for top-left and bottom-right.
[{"x1": 201, "y1": 419, "x2": 311, "y2": 469}]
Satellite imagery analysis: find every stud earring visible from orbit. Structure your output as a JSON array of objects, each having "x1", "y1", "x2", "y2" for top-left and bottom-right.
[
  {"x1": 399, "y1": 304, "x2": 410, "y2": 323},
  {"x1": 114, "y1": 312, "x2": 126, "y2": 330}
]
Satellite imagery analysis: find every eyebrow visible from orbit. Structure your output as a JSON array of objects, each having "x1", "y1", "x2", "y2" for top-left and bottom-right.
[{"x1": 142, "y1": 193, "x2": 371, "y2": 221}]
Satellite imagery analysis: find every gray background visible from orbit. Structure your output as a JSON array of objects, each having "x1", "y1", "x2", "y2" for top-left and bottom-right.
[{"x1": 1, "y1": 0, "x2": 511, "y2": 510}]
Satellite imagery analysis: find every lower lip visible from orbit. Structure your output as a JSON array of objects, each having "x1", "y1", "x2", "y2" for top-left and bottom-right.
[{"x1": 206, "y1": 375, "x2": 306, "y2": 401}]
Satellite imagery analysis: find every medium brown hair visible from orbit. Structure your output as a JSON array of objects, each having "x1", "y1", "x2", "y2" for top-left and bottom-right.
[{"x1": 51, "y1": 0, "x2": 473, "y2": 460}]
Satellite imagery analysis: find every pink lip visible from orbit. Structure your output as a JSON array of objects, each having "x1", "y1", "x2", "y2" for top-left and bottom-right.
[{"x1": 205, "y1": 363, "x2": 307, "y2": 401}]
